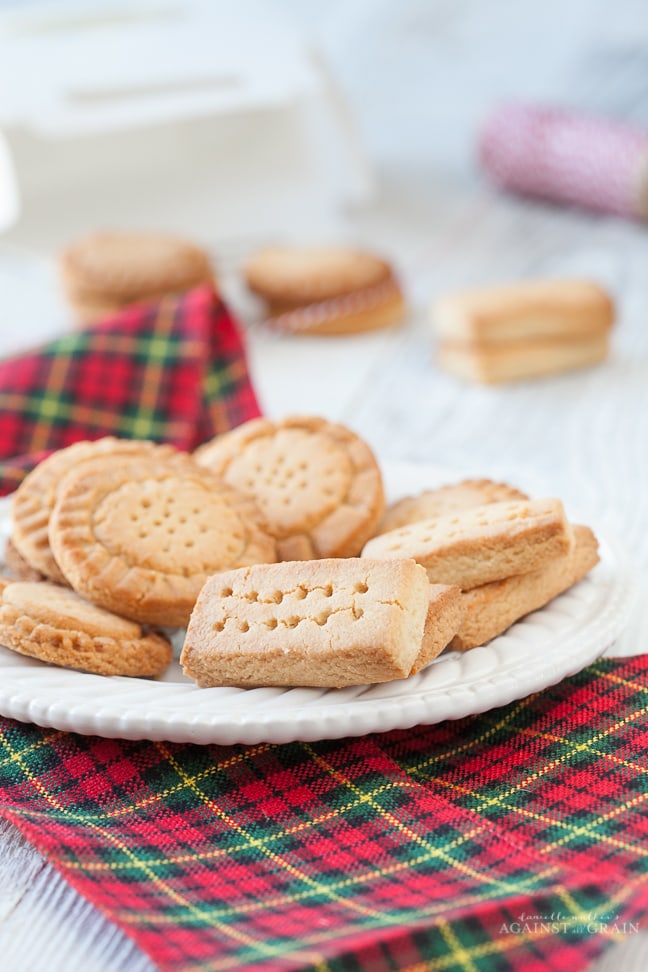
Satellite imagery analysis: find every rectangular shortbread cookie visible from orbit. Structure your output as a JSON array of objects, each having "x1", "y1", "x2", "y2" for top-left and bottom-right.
[
  {"x1": 361, "y1": 498, "x2": 573, "y2": 590},
  {"x1": 411, "y1": 584, "x2": 464, "y2": 675},
  {"x1": 181, "y1": 558, "x2": 432, "y2": 688},
  {"x1": 437, "y1": 333, "x2": 609, "y2": 385},
  {"x1": 450, "y1": 524, "x2": 599, "y2": 651},
  {"x1": 433, "y1": 279, "x2": 614, "y2": 345}
]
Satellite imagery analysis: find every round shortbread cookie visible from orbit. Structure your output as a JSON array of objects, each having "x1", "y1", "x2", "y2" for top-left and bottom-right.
[
  {"x1": 244, "y1": 246, "x2": 392, "y2": 304},
  {"x1": 61, "y1": 231, "x2": 214, "y2": 303},
  {"x1": 194, "y1": 416, "x2": 385, "y2": 560},
  {"x1": 49, "y1": 455, "x2": 277, "y2": 627},
  {"x1": 243, "y1": 246, "x2": 406, "y2": 335},
  {"x1": 0, "y1": 581, "x2": 172, "y2": 677},
  {"x1": 4, "y1": 536, "x2": 46, "y2": 582},
  {"x1": 375, "y1": 479, "x2": 529, "y2": 536},
  {"x1": 12, "y1": 438, "x2": 184, "y2": 584}
]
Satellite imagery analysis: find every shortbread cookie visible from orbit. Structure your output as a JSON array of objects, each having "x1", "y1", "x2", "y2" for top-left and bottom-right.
[
  {"x1": 450, "y1": 525, "x2": 599, "y2": 651},
  {"x1": 437, "y1": 333, "x2": 610, "y2": 384},
  {"x1": 362, "y1": 498, "x2": 573, "y2": 589},
  {"x1": 0, "y1": 581, "x2": 172, "y2": 676},
  {"x1": 412, "y1": 584, "x2": 465, "y2": 675},
  {"x1": 49, "y1": 455, "x2": 276, "y2": 627},
  {"x1": 4, "y1": 537, "x2": 46, "y2": 582},
  {"x1": 0, "y1": 577, "x2": 12, "y2": 595},
  {"x1": 60, "y1": 231, "x2": 215, "y2": 323},
  {"x1": 181, "y1": 558, "x2": 431, "y2": 688},
  {"x1": 243, "y1": 246, "x2": 406, "y2": 335},
  {"x1": 376, "y1": 479, "x2": 529, "y2": 535},
  {"x1": 433, "y1": 280, "x2": 614, "y2": 344},
  {"x1": 12, "y1": 437, "x2": 182, "y2": 584},
  {"x1": 195, "y1": 416, "x2": 385, "y2": 560}
]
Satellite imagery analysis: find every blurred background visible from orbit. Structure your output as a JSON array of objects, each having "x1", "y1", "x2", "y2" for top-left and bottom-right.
[
  {"x1": 2, "y1": 0, "x2": 647, "y2": 432},
  {"x1": 2, "y1": 0, "x2": 648, "y2": 246}
]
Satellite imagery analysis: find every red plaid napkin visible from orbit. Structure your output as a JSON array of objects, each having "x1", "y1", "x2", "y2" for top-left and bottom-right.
[
  {"x1": 1, "y1": 658, "x2": 648, "y2": 971},
  {"x1": 1, "y1": 289, "x2": 647, "y2": 970},
  {"x1": 0, "y1": 285, "x2": 260, "y2": 494}
]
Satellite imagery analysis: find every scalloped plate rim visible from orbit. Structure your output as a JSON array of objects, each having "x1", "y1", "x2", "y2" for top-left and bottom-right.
[{"x1": 0, "y1": 460, "x2": 634, "y2": 744}]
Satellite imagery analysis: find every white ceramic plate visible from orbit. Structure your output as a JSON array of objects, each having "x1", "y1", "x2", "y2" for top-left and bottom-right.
[{"x1": 0, "y1": 462, "x2": 633, "y2": 745}]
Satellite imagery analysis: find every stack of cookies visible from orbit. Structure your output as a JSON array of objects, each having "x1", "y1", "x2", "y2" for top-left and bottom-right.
[
  {"x1": 60, "y1": 231, "x2": 216, "y2": 325},
  {"x1": 185, "y1": 415, "x2": 464, "y2": 686},
  {"x1": 364, "y1": 481, "x2": 599, "y2": 651},
  {"x1": 243, "y1": 245, "x2": 407, "y2": 335},
  {"x1": 433, "y1": 279, "x2": 614, "y2": 383},
  {"x1": 3, "y1": 437, "x2": 276, "y2": 677},
  {"x1": 0, "y1": 416, "x2": 600, "y2": 689}
]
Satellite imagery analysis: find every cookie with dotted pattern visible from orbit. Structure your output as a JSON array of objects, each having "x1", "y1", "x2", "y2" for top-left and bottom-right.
[
  {"x1": 375, "y1": 479, "x2": 529, "y2": 536},
  {"x1": 195, "y1": 416, "x2": 385, "y2": 560},
  {"x1": 11, "y1": 437, "x2": 182, "y2": 584},
  {"x1": 49, "y1": 454, "x2": 276, "y2": 627},
  {"x1": 181, "y1": 558, "x2": 432, "y2": 688}
]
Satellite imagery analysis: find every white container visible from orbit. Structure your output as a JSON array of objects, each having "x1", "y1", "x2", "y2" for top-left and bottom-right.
[{"x1": 0, "y1": 0, "x2": 373, "y2": 251}]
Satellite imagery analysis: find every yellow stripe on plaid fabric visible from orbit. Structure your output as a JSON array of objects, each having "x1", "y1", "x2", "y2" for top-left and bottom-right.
[
  {"x1": 28, "y1": 353, "x2": 74, "y2": 452},
  {"x1": 301, "y1": 743, "x2": 557, "y2": 898},
  {"x1": 408, "y1": 702, "x2": 648, "y2": 809},
  {"x1": 99, "y1": 743, "x2": 273, "y2": 819},
  {"x1": 541, "y1": 791, "x2": 648, "y2": 854},
  {"x1": 0, "y1": 729, "x2": 65, "y2": 769},
  {"x1": 50, "y1": 778, "x2": 423, "y2": 868},
  {"x1": 0, "y1": 734, "x2": 300, "y2": 963},
  {"x1": 155, "y1": 742, "x2": 450, "y2": 929},
  {"x1": 431, "y1": 773, "x2": 648, "y2": 862},
  {"x1": 437, "y1": 918, "x2": 480, "y2": 972},
  {"x1": 0, "y1": 394, "x2": 170, "y2": 438},
  {"x1": 597, "y1": 667, "x2": 648, "y2": 697},
  {"x1": 107, "y1": 829, "x2": 509, "y2": 926},
  {"x1": 403, "y1": 698, "x2": 533, "y2": 774},
  {"x1": 127, "y1": 303, "x2": 177, "y2": 440},
  {"x1": 162, "y1": 873, "x2": 644, "y2": 972},
  {"x1": 397, "y1": 878, "x2": 645, "y2": 972},
  {"x1": 515, "y1": 725, "x2": 648, "y2": 777}
]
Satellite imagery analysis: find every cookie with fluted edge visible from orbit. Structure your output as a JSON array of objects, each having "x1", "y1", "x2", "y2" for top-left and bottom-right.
[
  {"x1": 49, "y1": 454, "x2": 276, "y2": 627},
  {"x1": 243, "y1": 245, "x2": 406, "y2": 335},
  {"x1": 195, "y1": 416, "x2": 385, "y2": 560},
  {"x1": 0, "y1": 581, "x2": 172, "y2": 677},
  {"x1": 12, "y1": 437, "x2": 183, "y2": 584},
  {"x1": 376, "y1": 479, "x2": 529, "y2": 536}
]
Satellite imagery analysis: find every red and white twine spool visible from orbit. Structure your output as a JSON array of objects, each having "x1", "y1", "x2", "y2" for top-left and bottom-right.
[{"x1": 479, "y1": 103, "x2": 648, "y2": 221}]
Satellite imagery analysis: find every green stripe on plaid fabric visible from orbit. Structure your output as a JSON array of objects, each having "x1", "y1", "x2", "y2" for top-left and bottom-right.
[
  {"x1": 0, "y1": 286, "x2": 261, "y2": 494},
  {"x1": 1, "y1": 657, "x2": 648, "y2": 971}
]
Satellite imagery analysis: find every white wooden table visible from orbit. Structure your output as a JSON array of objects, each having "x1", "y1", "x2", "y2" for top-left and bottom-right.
[{"x1": 1, "y1": 2, "x2": 648, "y2": 968}]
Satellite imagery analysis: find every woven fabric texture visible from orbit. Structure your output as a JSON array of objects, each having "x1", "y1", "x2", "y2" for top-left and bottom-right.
[
  {"x1": 0, "y1": 286, "x2": 260, "y2": 495},
  {"x1": 0, "y1": 657, "x2": 647, "y2": 972}
]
